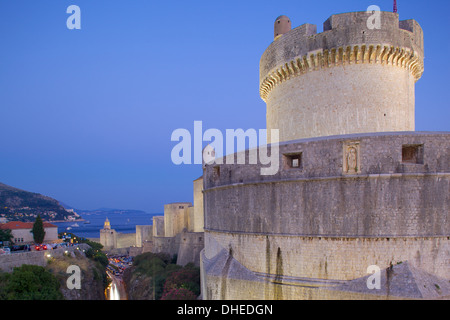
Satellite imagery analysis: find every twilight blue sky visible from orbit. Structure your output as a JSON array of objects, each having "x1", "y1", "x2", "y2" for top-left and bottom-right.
[{"x1": 0, "y1": 0, "x2": 449, "y2": 213}]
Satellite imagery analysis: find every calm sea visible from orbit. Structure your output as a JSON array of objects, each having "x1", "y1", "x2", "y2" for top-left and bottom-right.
[{"x1": 53, "y1": 211, "x2": 162, "y2": 239}]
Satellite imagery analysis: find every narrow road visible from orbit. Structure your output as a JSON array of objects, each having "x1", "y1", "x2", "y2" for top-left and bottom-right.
[{"x1": 106, "y1": 271, "x2": 128, "y2": 300}]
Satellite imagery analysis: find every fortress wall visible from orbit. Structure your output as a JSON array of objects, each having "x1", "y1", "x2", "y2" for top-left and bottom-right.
[
  {"x1": 153, "y1": 216, "x2": 164, "y2": 237},
  {"x1": 176, "y1": 232, "x2": 204, "y2": 267},
  {"x1": 204, "y1": 133, "x2": 450, "y2": 237},
  {"x1": 205, "y1": 133, "x2": 450, "y2": 189},
  {"x1": 141, "y1": 240, "x2": 153, "y2": 253},
  {"x1": 206, "y1": 174, "x2": 449, "y2": 237},
  {"x1": 200, "y1": 11, "x2": 447, "y2": 300},
  {"x1": 204, "y1": 231, "x2": 449, "y2": 281},
  {"x1": 0, "y1": 251, "x2": 46, "y2": 272},
  {"x1": 201, "y1": 249, "x2": 407, "y2": 300},
  {"x1": 188, "y1": 206, "x2": 195, "y2": 232},
  {"x1": 193, "y1": 177, "x2": 204, "y2": 232},
  {"x1": 164, "y1": 203, "x2": 191, "y2": 238},
  {"x1": 266, "y1": 64, "x2": 416, "y2": 142},
  {"x1": 203, "y1": 132, "x2": 450, "y2": 288},
  {"x1": 0, "y1": 244, "x2": 90, "y2": 273},
  {"x1": 203, "y1": 272, "x2": 406, "y2": 300},
  {"x1": 135, "y1": 225, "x2": 153, "y2": 248},
  {"x1": 116, "y1": 233, "x2": 136, "y2": 248},
  {"x1": 153, "y1": 234, "x2": 181, "y2": 257}
]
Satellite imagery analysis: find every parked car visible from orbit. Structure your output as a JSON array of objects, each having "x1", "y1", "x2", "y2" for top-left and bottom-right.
[
  {"x1": 0, "y1": 247, "x2": 11, "y2": 255},
  {"x1": 34, "y1": 244, "x2": 48, "y2": 251},
  {"x1": 11, "y1": 245, "x2": 31, "y2": 252}
]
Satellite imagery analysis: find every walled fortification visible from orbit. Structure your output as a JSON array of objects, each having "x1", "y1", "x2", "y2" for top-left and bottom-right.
[
  {"x1": 197, "y1": 10, "x2": 449, "y2": 301},
  {"x1": 0, "y1": 244, "x2": 91, "y2": 273},
  {"x1": 135, "y1": 225, "x2": 153, "y2": 248},
  {"x1": 177, "y1": 232, "x2": 204, "y2": 267},
  {"x1": 201, "y1": 131, "x2": 450, "y2": 299},
  {"x1": 193, "y1": 176, "x2": 205, "y2": 232},
  {"x1": 164, "y1": 202, "x2": 192, "y2": 238},
  {"x1": 260, "y1": 12, "x2": 424, "y2": 142},
  {"x1": 147, "y1": 177, "x2": 205, "y2": 266}
]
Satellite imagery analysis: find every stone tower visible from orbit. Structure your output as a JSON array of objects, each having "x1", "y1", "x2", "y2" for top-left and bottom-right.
[
  {"x1": 103, "y1": 217, "x2": 111, "y2": 230},
  {"x1": 260, "y1": 11, "x2": 424, "y2": 142},
  {"x1": 200, "y1": 10, "x2": 450, "y2": 300},
  {"x1": 100, "y1": 217, "x2": 117, "y2": 249}
]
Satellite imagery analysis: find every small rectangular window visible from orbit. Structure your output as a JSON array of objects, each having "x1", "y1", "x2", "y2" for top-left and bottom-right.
[
  {"x1": 402, "y1": 144, "x2": 424, "y2": 164},
  {"x1": 284, "y1": 153, "x2": 303, "y2": 169},
  {"x1": 213, "y1": 166, "x2": 221, "y2": 178}
]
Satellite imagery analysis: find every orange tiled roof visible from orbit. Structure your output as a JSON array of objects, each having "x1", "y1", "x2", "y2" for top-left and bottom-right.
[{"x1": 0, "y1": 221, "x2": 57, "y2": 230}]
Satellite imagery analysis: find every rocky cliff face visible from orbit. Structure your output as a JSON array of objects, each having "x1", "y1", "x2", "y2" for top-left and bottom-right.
[
  {"x1": 46, "y1": 251, "x2": 107, "y2": 300},
  {"x1": 122, "y1": 267, "x2": 154, "y2": 300}
]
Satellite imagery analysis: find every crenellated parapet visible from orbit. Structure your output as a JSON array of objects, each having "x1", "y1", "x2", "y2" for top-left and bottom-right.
[
  {"x1": 260, "y1": 44, "x2": 423, "y2": 102},
  {"x1": 260, "y1": 11, "x2": 425, "y2": 142}
]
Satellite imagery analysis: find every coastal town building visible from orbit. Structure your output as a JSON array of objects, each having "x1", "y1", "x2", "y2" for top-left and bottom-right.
[{"x1": 0, "y1": 221, "x2": 58, "y2": 244}]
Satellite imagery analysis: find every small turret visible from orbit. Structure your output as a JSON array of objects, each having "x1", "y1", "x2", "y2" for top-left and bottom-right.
[
  {"x1": 103, "y1": 217, "x2": 111, "y2": 230},
  {"x1": 274, "y1": 15, "x2": 291, "y2": 40}
]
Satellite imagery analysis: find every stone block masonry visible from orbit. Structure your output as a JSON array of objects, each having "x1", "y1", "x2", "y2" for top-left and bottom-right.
[
  {"x1": 199, "y1": 10, "x2": 447, "y2": 300},
  {"x1": 201, "y1": 132, "x2": 450, "y2": 299},
  {"x1": 0, "y1": 244, "x2": 91, "y2": 273},
  {"x1": 260, "y1": 11, "x2": 424, "y2": 142}
]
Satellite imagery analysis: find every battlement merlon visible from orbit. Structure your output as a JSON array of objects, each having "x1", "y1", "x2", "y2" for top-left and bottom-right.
[{"x1": 260, "y1": 11, "x2": 424, "y2": 86}]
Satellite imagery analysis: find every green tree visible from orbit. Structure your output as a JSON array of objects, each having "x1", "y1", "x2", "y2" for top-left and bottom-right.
[
  {"x1": 2, "y1": 265, "x2": 63, "y2": 300},
  {"x1": 31, "y1": 214, "x2": 45, "y2": 244},
  {"x1": 162, "y1": 264, "x2": 200, "y2": 297},
  {"x1": 160, "y1": 287, "x2": 197, "y2": 300},
  {"x1": 0, "y1": 272, "x2": 11, "y2": 299},
  {"x1": 0, "y1": 229, "x2": 13, "y2": 244}
]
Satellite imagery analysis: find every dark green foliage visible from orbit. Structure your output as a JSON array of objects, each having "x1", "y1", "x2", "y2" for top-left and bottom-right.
[
  {"x1": 77, "y1": 238, "x2": 108, "y2": 268},
  {"x1": 0, "y1": 272, "x2": 10, "y2": 299},
  {"x1": 76, "y1": 239, "x2": 109, "y2": 289},
  {"x1": 93, "y1": 261, "x2": 110, "y2": 290},
  {"x1": 31, "y1": 215, "x2": 45, "y2": 244},
  {"x1": 0, "y1": 265, "x2": 63, "y2": 300},
  {"x1": 163, "y1": 263, "x2": 200, "y2": 297},
  {"x1": 85, "y1": 248, "x2": 109, "y2": 268},
  {"x1": 161, "y1": 287, "x2": 197, "y2": 300},
  {"x1": 129, "y1": 252, "x2": 200, "y2": 300},
  {"x1": 0, "y1": 228, "x2": 13, "y2": 243},
  {"x1": 83, "y1": 239, "x2": 103, "y2": 252}
]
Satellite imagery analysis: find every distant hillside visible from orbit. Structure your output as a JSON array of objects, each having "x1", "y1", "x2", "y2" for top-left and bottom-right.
[
  {"x1": 76, "y1": 208, "x2": 150, "y2": 215},
  {"x1": 0, "y1": 182, "x2": 79, "y2": 223}
]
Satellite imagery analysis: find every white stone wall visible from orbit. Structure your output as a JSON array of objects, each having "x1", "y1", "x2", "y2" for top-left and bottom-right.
[
  {"x1": 205, "y1": 231, "x2": 450, "y2": 282},
  {"x1": 193, "y1": 177, "x2": 204, "y2": 232},
  {"x1": 10, "y1": 227, "x2": 58, "y2": 244},
  {"x1": 164, "y1": 203, "x2": 191, "y2": 237},
  {"x1": 266, "y1": 64, "x2": 415, "y2": 142},
  {"x1": 152, "y1": 216, "x2": 165, "y2": 237}
]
